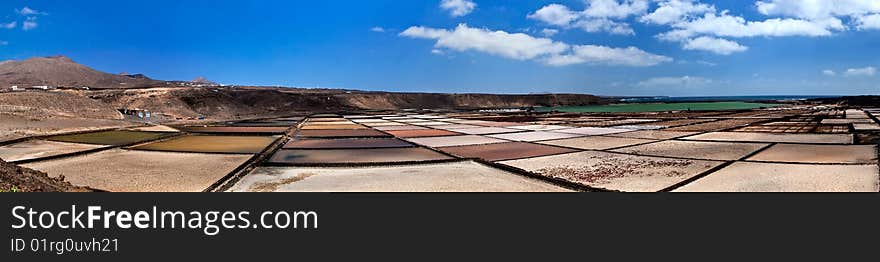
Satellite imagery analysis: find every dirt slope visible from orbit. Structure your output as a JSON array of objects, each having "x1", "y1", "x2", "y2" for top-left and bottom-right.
[
  {"x1": 0, "y1": 158, "x2": 93, "y2": 192},
  {"x1": 340, "y1": 92, "x2": 607, "y2": 110}
]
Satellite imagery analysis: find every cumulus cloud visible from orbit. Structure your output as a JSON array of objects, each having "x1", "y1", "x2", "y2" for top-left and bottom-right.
[
  {"x1": 544, "y1": 45, "x2": 672, "y2": 67},
  {"x1": 682, "y1": 36, "x2": 748, "y2": 55},
  {"x1": 541, "y1": 28, "x2": 559, "y2": 37},
  {"x1": 16, "y1": 6, "x2": 45, "y2": 16},
  {"x1": 574, "y1": 18, "x2": 636, "y2": 35},
  {"x1": 755, "y1": 0, "x2": 880, "y2": 19},
  {"x1": 528, "y1": 0, "x2": 648, "y2": 35},
  {"x1": 22, "y1": 17, "x2": 38, "y2": 31},
  {"x1": 582, "y1": 0, "x2": 649, "y2": 19},
  {"x1": 822, "y1": 69, "x2": 837, "y2": 76},
  {"x1": 528, "y1": 4, "x2": 580, "y2": 26},
  {"x1": 856, "y1": 14, "x2": 880, "y2": 30},
  {"x1": 440, "y1": 0, "x2": 477, "y2": 17},
  {"x1": 636, "y1": 76, "x2": 713, "y2": 88},
  {"x1": 401, "y1": 24, "x2": 568, "y2": 61},
  {"x1": 1, "y1": 21, "x2": 15, "y2": 29},
  {"x1": 844, "y1": 67, "x2": 877, "y2": 77},
  {"x1": 370, "y1": 27, "x2": 386, "y2": 33},
  {"x1": 400, "y1": 24, "x2": 670, "y2": 67},
  {"x1": 657, "y1": 12, "x2": 843, "y2": 41},
  {"x1": 640, "y1": 0, "x2": 715, "y2": 25}
]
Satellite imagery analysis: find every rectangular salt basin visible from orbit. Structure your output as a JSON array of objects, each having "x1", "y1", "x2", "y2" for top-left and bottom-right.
[
  {"x1": 747, "y1": 144, "x2": 878, "y2": 164},
  {"x1": 448, "y1": 127, "x2": 522, "y2": 135},
  {"x1": 406, "y1": 135, "x2": 508, "y2": 147},
  {"x1": 386, "y1": 129, "x2": 461, "y2": 138},
  {"x1": 132, "y1": 135, "x2": 278, "y2": 153},
  {"x1": 539, "y1": 136, "x2": 656, "y2": 150},
  {"x1": 361, "y1": 122, "x2": 408, "y2": 127},
  {"x1": 48, "y1": 130, "x2": 173, "y2": 146},
  {"x1": 500, "y1": 151, "x2": 724, "y2": 192},
  {"x1": 821, "y1": 119, "x2": 873, "y2": 124},
  {"x1": 674, "y1": 162, "x2": 880, "y2": 192},
  {"x1": 23, "y1": 149, "x2": 252, "y2": 192},
  {"x1": 230, "y1": 161, "x2": 570, "y2": 192},
  {"x1": 283, "y1": 138, "x2": 413, "y2": 149},
  {"x1": 432, "y1": 124, "x2": 483, "y2": 130},
  {"x1": 846, "y1": 109, "x2": 870, "y2": 119},
  {"x1": 351, "y1": 119, "x2": 391, "y2": 123},
  {"x1": 304, "y1": 121, "x2": 356, "y2": 125},
  {"x1": 612, "y1": 140, "x2": 769, "y2": 161},
  {"x1": 300, "y1": 124, "x2": 368, "y2": 130},
  {"x1": 508, "y1": 125, "x2": 572, "y2": 131},
  {"x1": 373, "y1": 125, "x2": 429, "y2": 131},
  {"x1": 130, "y1": 125, "x2": 180, "y2": 132},
  {"x1": 179, "y1": 126, "x2": 289, "y2": 134},
  {"x1": 437, "y1": 142, "x2": 579, "y2": 162},
  {"x1": 683, "y1": 132, "x2": 853, "y2": 144},
  {"x1": 488, "y1": 131, "x2": 585, "y2": 142},
  {"x1": 415, "y1": 122, "x2": 454, "y2": 126},
  {"x1": 605, "y1": 130, "x2": 698, "y2": 140},
  {"x1": 307, "y1": 118, "x2": 347, "y2": 122},
  {"x1": 268, "y1": 148, "x2": 453, "y2": 164},
  {"x1": 854, "y1": 123, "x2": 880, "y2": 131},
  {"x1": 0, "y1": 140, "x2": 108, "y2": 162},
  {"x1": 553, "y1": 127, "x2": 632, "y2": 136},
  {"x1": 296, "y1": 129, "x2": 391, "y2": 138}
]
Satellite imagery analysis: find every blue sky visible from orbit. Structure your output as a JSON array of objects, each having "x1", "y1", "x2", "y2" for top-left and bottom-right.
[{"x1": 1, "y1": 0, "x2": 878, "y2": 96}]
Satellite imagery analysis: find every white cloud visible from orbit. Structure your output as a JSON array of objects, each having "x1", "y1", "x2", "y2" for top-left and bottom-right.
[
  {"x1": 755, "y1": 0, "x2": 880, "y2": 19},
  {"x1": 822, "y1": 69, "x2": 837, "y2": 76},
  {"x1": 584, "y1": 22, "x2": 634, "y2": 35},
  {"x1": 400, "y1": 24, "x2": 670, "y2": 67},
  {"x1": 431, "y1": 49, "x2": 445, "y2": 55},
  {"x1": 544, "y1": 45, "x2": 672, "y2": 67},
  {"x1": 370, "y1": 27, "x2": 385, "y2": 33},
  {"x1": 401, "y1": 24, "x2": 568, "y2": 61},
  {"x1": 582, "y1": 0, "x2": 649, "y2": 19},
  {"x1": 640, "y1": 0, "x2": 715, "y2": 25},
  {"x1": 696, "y1": 60, "x2": 717, "y2": 66},
  {"x1": 541, "y1": 28, "x2": 559, "y2": 37},
  {"x1": 440, "y1": 0, "x2": 477, "y2": 17},
  {"x1": 22, "y1": 17, "x2": 38, "y2": 31},
  {"x1": 658, "y1": 13, "x2": 843, "y2": 41},
  {"x1": 637, "y1": 76, "x2": 712, "y2": 88},
  {"x1": 528, "y1": 0, "x2": 648, "y2": 35},
  {"x1": 844, "y1": 67, "x2": 876, "y2": 77},
  {"x1": 682, "y1": 36, "x2": 748, "y2": 55},
  {"x1": 528, "y1": 4, "x2": 580, "y2": 26},
  {"x1": 574, "y1": 18, "x2": 635, "y2": 35},
  {"x1": 856, "y1": 14, "x2": 880, "y2": 30},
  {"x1": 16, "y1": 6, "x2": 45, "y2": 16},
  {"x1": 1, "y1": 21, "x2": 15, "y2": 29}
]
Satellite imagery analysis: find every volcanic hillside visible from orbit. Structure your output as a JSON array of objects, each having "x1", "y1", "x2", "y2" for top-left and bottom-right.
[{"x1": 0, "y1": 56, "x2": 166, "y2": 89}]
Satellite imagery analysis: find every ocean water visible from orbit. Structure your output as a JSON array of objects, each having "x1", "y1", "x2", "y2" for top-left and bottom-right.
[
  {"x1": 537, "y1": 101, "x2": 782, "y2": 113},
  {"x1": 620, "y1": 95, "x2": 838, "y2": 103}
]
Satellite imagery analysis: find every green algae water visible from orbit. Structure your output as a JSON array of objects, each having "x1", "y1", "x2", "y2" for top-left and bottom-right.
[{"x1": 538, "y1": 102, "x2": 781, "y2": 113}]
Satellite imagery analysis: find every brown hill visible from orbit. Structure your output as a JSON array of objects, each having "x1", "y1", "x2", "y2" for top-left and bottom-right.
[
  {"x1": 340, "y1": 92, "x2": 607, "y2": 110},
  {"x1": 0, "y1": 56, "x2": 166, "y2": 89},
  {"x1": 0, "y1": 158, "x2": 93, "y2": 192}
]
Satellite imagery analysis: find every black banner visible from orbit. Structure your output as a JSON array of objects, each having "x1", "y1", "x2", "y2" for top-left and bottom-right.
[{"x1": 2, "y1": 193, "x2": 879, "y2": 260}]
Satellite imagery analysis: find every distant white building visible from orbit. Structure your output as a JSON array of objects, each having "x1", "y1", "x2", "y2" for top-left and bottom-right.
[
  {"x1": 30, "y1": 85, "x2": 50, "y2": 90},
  {"x1": 10, "y1": 85, "x2": 21, "y2": 91}
]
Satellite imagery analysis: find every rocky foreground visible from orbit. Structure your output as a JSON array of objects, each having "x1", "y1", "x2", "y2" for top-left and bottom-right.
[{"x1": 0, "y1": 158, "x2": 93, "y2": 192}]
